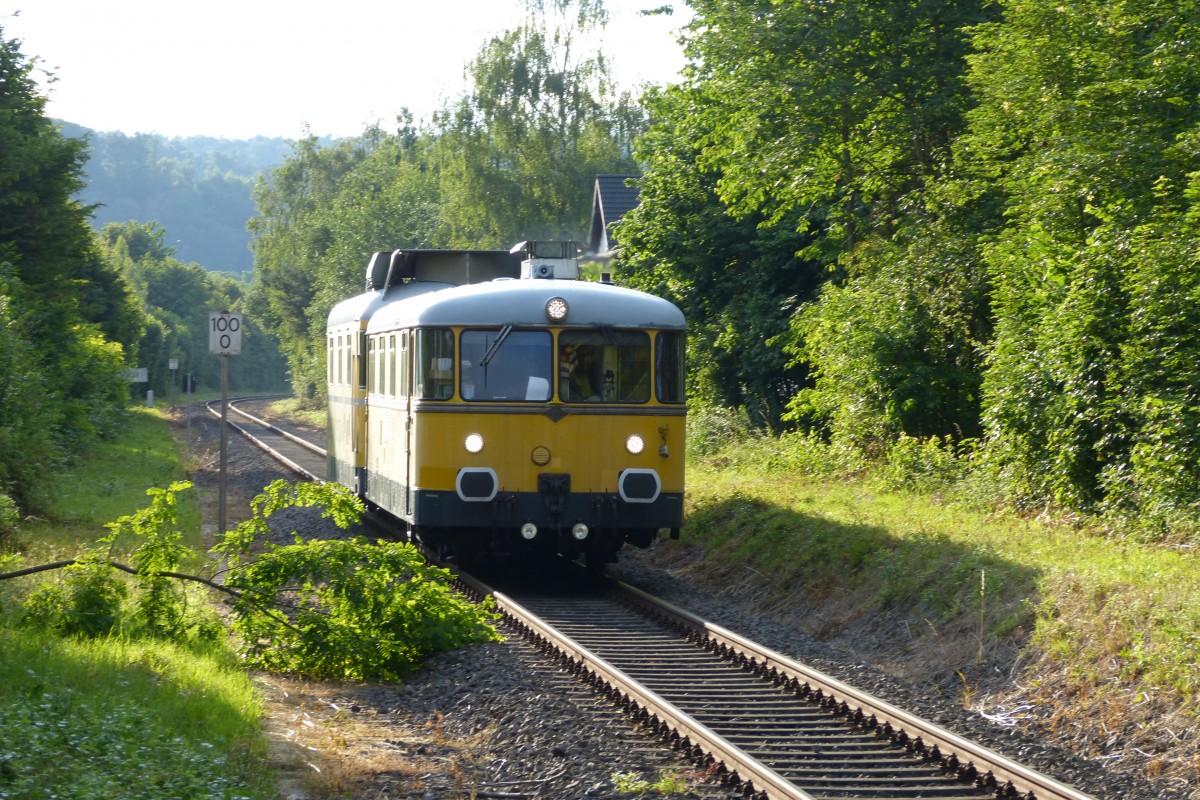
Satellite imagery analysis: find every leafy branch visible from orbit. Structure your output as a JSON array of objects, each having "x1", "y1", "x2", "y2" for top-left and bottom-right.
[{"x1": 4, "y1": 479, "x2": 501, "y2": 680}]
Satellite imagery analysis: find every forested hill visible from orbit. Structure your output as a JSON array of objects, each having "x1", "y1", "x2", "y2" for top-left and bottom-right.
[{"x1": 61, "y1": 123, "x2": 299, "y2": 273}]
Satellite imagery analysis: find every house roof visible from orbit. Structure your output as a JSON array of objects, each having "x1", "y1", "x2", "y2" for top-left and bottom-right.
[{"x1": 586, "y1": 174, "x2": 641, "y2": 257}]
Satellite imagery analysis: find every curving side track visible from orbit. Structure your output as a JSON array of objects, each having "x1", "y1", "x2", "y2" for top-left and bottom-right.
[
  {"x1": 216, "y1": 397, "x2": 1098, "y2": 800},
  {"x1": 205, "y1": 397, "x2": 327, "y2": 482}
]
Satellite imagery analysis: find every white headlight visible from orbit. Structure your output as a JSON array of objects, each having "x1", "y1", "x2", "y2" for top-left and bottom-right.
[
  {"x1": 465, "y1": 433, "x2": 484, "y2": 453},
  {"x1": 625, "y1": 434, "x2": 645, "y2": 455},
  {"x1": 572, "y1": 523, "x2": 589, "y2": 541},
  {"x1": 546, "y1": 296, "x2": 569, "y2": 321},
  {"x1": 520, "y1": 522, "x2": 538, "y2": 540}
]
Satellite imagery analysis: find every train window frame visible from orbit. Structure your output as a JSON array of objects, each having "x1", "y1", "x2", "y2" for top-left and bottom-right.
[
  {"x1": 367, "y1": 336, "x2": 377, "y2": 395},
  {"x1": 558, "y1": 329, "x2": 651, "y2": 404},
  {"x1": 415, "y1": 328, "x2": 456, "y2": 400},
  {"x1": 460, "y1": 328, "x2": 553, "y2": 402},
  {"x1": 398, "y1": 330, "x2": 410, "y2": 400},
  {"x1": 333, "y1": 335, "x2": 343, "y2": 388},
  {"x1": 388, "y1": 334, "x2": 397, "y2": 397},
  {"x1": 655, "y1": 330, "x2": 686, "y2": 404}
]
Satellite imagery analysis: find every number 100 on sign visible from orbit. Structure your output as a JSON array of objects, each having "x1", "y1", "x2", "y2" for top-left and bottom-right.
[{"x1": 209, "y1": 313, "x2": 242, "y2": 355}]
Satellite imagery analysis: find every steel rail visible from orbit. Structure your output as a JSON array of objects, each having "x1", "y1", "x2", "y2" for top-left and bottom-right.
[
  {"x1": 204, "y1": 397, "x2": 326, "y2": 481},
  {"x1": 225, "y1": 398, "x2": 328, "y2": 458},
  {"x1": 614, "y1": 581, "x2": 1097, "y2": 800},
  {"x1": 452, "y1": 569, "x2": 817, "y2": 800}
]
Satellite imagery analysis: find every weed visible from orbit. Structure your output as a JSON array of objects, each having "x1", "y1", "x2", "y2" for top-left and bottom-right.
[{"x1": 612, "y1": 769, "x2": 692, "y2": 795}]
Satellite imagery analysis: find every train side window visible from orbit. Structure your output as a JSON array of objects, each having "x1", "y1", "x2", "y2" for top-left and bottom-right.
[
  {"x1": 388, "y1": 335, "x2": 397, "y2": 397},
  {"x1": 559, "y1": 330, "x2": 650, "y2": 403},
  {"x1": 367, "y1": 337, "x2": 376, "y2": 395},
  {"x1": 460, "y1": 329, "x2": 552, "y2": 401},
  {"x1": 415, "y1": 328, "x2": 455, "y2": 400},
  {"x1": 398, "y1": 331, "x2": 410, "y2": 399},
  {"x1": 327, "y1": 336, "x2": 334, "y2": 384},
  {"x1": 655, "y1": 330, "x2": 686, "y2": 404}
]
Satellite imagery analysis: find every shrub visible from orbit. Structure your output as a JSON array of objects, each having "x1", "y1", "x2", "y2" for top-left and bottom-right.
[{"x1": 215, "y1": 479, "x2": 502, "y2": 680}]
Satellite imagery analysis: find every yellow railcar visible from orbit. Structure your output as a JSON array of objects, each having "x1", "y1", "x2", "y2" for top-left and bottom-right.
[{"x1": 327, "y1": 242, "x2": 685, "y2": 566}]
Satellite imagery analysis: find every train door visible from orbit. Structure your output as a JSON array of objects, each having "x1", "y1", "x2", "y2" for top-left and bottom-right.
[{"x1": 400, "y1": 329, "x2": 414, "y2": 517}]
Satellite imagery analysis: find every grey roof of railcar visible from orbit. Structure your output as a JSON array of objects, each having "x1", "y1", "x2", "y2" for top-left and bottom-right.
[
  {"x1": 364, "y1": 277, "x2": 684, "y2": 334},
  {"x1": 327, "y1": 282, "x2": 452, "y2": 329}
]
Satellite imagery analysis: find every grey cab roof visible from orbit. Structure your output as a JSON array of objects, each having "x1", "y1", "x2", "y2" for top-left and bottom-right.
[
  {"x1": 327, "y1": 282, "x2": 451, "y2": 329},
  {"x1": 363, "y1": 277, "x2": 684, "y2": 335}
]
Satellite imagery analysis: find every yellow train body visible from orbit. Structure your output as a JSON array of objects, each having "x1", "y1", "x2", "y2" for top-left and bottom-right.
[{"x1": 327, "y1": 244, "x2": 686, "y2": 565}]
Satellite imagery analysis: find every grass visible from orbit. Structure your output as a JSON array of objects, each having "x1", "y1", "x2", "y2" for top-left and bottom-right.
[
  {"x1": 267, "y1": 396, "x2": 327, "y2": 428},
  {"x1": 0, "y1": 629, "x2": 270, "y2": 800},
  {"x1": 683, "y1": 455, "x2": 1200, "y2": 693},
  {"x1": 18, "y1": 406, "x2": 200, "y2": 554},
  {"x1": 0, "y1": 405, "x2": 274, "y2": 800}
]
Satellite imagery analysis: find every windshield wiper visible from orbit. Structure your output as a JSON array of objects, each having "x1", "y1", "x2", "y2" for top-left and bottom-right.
[{"x1": 479, "y1": 324, "x2": 514, "y2": 368}]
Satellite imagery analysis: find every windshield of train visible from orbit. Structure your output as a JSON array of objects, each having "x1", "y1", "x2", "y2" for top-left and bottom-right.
[
  {"x1": 559, "y1": 330, "x2": 651, "y2": 403},
  {"x1": 460, "y1": 329, "x2": 553, "y2": 401}
]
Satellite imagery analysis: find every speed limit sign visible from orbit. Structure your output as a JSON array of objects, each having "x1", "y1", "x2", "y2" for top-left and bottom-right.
[{"x1": 209, "y1": 312, "x2": 242, "y2": 355}]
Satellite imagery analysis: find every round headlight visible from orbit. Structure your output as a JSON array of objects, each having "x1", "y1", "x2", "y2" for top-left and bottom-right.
[
  {"x1": 465, "y1": 433, "x2": 484, "y2": 453},
  {"x1": 572, "y1": 523, "x2": 589, "y2": 541},
  {"x1": 546, "y1": 296, "x2": 569, "y2": 322},
  {"x1": 625, "y1": 434, "x2": 645, "y2": 455},
  {"x1": 520, "y1": 522, "x2": 538, "y2": 540}
]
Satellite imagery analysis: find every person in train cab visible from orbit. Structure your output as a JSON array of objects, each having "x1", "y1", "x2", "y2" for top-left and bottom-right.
[{"x1": 560, "y1": 343, "x2": 598, "y2": 401}]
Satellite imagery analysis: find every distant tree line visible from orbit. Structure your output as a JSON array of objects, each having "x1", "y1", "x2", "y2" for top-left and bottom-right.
[{"x1": 63, "y1": 123, "x2": 293, "y2": 274}]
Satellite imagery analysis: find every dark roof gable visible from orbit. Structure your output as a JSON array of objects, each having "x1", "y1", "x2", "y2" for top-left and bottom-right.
[{"x1": 586, "y1": 174, "x2": 641, "y2": 256}]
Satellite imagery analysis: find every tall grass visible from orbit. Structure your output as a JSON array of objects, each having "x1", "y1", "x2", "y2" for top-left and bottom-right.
[{"x1": 682, "y1": 411, "x2": 1200, "y2": 713}]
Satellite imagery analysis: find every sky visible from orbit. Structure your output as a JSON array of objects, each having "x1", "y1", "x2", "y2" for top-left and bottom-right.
[{"x1": 2, "y1": 0, "x2": 692, "y2": 140}]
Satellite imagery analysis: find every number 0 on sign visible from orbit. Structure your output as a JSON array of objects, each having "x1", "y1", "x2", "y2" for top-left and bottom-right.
[{"x1": 209, "y1": 313, "x2": 243, "y2": 355}]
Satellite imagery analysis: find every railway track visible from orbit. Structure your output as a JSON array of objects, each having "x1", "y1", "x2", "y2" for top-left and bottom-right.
[
  {"x1": 216, "y1": 396, "x2": 1099, "y2": 800},
  {"x1": 205, "y1": 396, "x2": 327, "y2": 481}
]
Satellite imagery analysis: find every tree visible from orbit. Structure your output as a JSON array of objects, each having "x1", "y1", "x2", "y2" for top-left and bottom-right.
[
  {"x1": 618, "y1": 0, "x2": 990, "y2": 435},
  {"x1": 960, "y1": 0, "x2": 1200, "y2": 511},
  {"x1": 432, "y1": 0, "x2": 643, "y2": 247},
  {"x1": 0, "y1": 26, "x2": 143, "y2": 508},
  {"x1": 618, "y1": 86, "x2": 821, "y2": 428},
  {"x1": 683, "y1": 0, "x2": 988, "y2": 265},
  {"x1": 250, "y1": 125, "x2": 440, "y2": 402}
]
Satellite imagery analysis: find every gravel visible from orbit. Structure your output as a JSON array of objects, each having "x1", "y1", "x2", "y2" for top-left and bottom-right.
[{"x1": 183, "y1": 403, "x2": 1194, "y2": 800}]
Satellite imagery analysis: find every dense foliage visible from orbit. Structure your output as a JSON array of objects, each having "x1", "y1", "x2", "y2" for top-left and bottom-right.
[
  {"x1": 619, "y1": 0, "x2": 1200, "y2": 530},
  {"x1": 0, "y1": 27, "x2": 141, "y2": 512},
  {"x1": 7, "y1": 480, "x2": 500, "y2": 682}
]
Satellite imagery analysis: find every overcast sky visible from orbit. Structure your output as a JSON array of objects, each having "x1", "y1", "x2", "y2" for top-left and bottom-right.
[{"x1": 3, "y1": 0, "x2": 692, "y2": 140}]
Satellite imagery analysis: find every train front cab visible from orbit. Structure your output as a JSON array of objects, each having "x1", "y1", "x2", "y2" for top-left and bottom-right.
[{"x1": 364, "y1": 320, "x2": 686, "y2": 564}]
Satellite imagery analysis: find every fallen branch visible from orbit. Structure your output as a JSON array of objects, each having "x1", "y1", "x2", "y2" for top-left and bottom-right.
[{"x1": 0, "y1": 559, "x2": 243, "y2": 600}]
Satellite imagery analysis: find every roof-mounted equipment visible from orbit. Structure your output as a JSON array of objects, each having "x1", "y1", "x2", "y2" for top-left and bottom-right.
[{"x1": 511, "y1": 240, "x2": 580, "y2": 281}]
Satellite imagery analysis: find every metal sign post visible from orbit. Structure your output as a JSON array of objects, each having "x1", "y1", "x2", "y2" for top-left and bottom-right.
[
  {"x1": 168, "y1": 358, "x2": 178, "y2": 410},
  {"x1": 210, "y1": 312, "x2": 243, "y2": 538}
]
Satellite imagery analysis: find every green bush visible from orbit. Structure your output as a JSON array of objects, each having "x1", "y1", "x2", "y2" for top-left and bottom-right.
[
  {"x1": 20, "y1": 556, "x2": 127, "y2": 637},
  {"x1": 215, "y1": 480, "x2": 502, "y2": 680}
]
